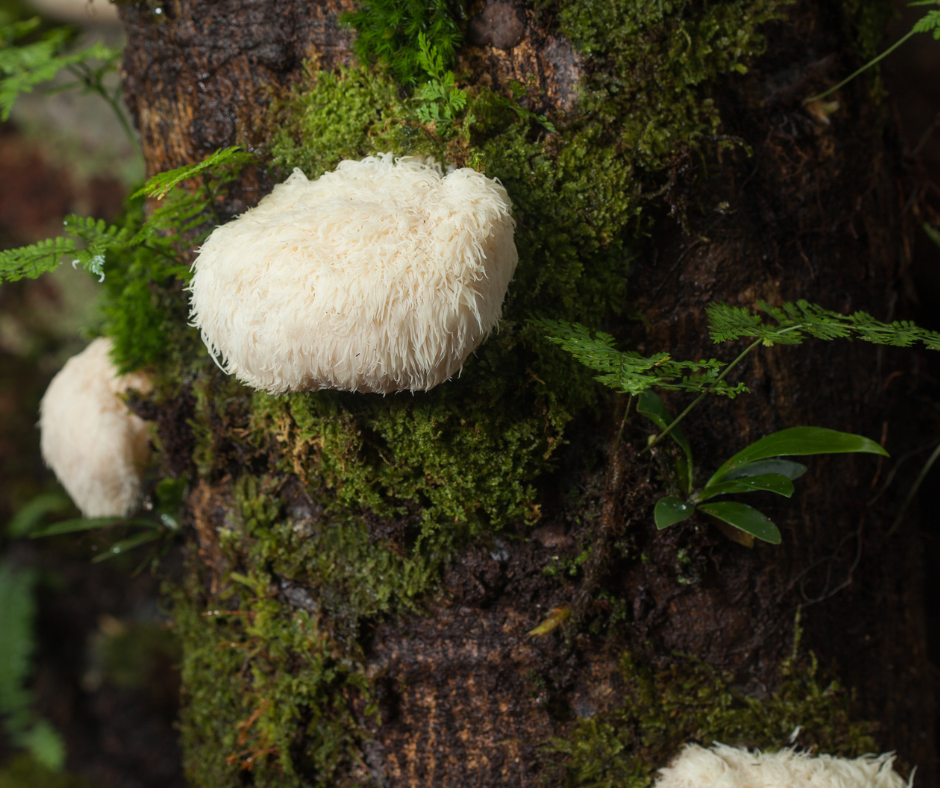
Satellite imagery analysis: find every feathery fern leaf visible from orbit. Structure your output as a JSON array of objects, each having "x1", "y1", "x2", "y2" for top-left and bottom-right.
[
  {"x1": 707, "y1": 300, "x2": 940, "y2": 350},
  {"x1": 0, "y1": 237, "x2": 80, "y2": 282},
  {"x1": 910, "y1": 1, "x2": 940, "y2": 39},
  {"x1": 0, "y1": 17, "x2": 120, "y2": 121},
  {"x1": 133, "y1": 146, "x2": 254, "y2": 200},
  {"x1": 533, "y1": 319, "x2": 749, "y2": 397}
]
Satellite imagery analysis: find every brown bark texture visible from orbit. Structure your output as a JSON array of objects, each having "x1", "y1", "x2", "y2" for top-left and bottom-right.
[{"x1": 119, "y1": 0, "x2": 935, "y2": 786}]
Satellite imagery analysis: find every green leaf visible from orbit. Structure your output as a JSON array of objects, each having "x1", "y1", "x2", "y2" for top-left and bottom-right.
[
  {"x1": 92, "y1": 530, "x2": 162, "y2": 563},
  {"x1": 6, "y1": 492, "x2": 72, "y2": 538},
  {"x1": 696, "y1": 501, "x2": 781, "y2": 544},
  {"x1": 723, "y1": 459, "x2": 807, "y2": 481},
  {"x1": 30, "y1": 517, "x2": 159, "y2": 538},
  {"x1": 638, "y1": 390, "x2": 693, "y2": 493},
  {"x1": 132, "y1": 146, "x2": 254, "y2": 200},
  {"x1": 707, "y1": 427, "x2": 888, "y2": 487},
  {"x1": 20, "y1": 719, "x2": 65, "y2": 772},
  {"x1": 925, "y1": 223, "x2": 940, "y2": 250},
  {"x1": 654, "y1": 497, "x2": 695, "y2": 529},
  {"x1": 697, "y1": 473, "x2": 794, "y2": 502}
]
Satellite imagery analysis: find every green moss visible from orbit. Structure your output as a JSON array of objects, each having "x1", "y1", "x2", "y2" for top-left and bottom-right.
[
  {"x1": 546, "y1": 0, "x2": 782, "y2": 164},
  {"x1": 98, "y1": 239, "x2": 200, "y2": 374},
  {"x1": 340, "y1": 0, "x2": 462, "y2": 85},
  {"x1": 546, "y1": 651, "x2": 877, "y2": 788},
  {"x1": 269, "y1": 67, "x2": 407, "y2": 179},
  {"x1": 176, "y1": 477, "x2": 370, "y2": 788},
  {"x1": 247, "y1": 388, "x2": 546, "y2": 624}
]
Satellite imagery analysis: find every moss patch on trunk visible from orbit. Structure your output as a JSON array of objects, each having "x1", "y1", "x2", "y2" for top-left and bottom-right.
[{"x1": 544, "y1": 648, "x2": 879, "y2": 788}]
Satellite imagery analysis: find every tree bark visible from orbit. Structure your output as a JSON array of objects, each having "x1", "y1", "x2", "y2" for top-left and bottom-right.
[{"x1": 119, "y1": 1, "x2": 934, "y2": 786}]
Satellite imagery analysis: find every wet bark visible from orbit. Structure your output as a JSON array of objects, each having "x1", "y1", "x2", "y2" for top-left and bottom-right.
[{"x1": 119, "y1": 1, "x2": 934, "y2": 786}]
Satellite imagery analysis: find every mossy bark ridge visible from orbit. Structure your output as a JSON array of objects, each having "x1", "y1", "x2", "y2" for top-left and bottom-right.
[{"x1": 118, "y1": 1, "x2": 933, "y2": 786}]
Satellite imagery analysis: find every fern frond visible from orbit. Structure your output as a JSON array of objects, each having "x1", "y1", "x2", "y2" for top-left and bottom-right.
[
  {"x1": 706, "y1": 304, "x2": 785, "y2": 344},
  {"x1": 0, "y1": 214, "x2": 139, "y2": 283},
  {"x1": 0, "y1": 16, "x2": 42, "y2": 47},
  {"x1": 0, "y1": 237, "x2": 78, "y2": 282},
  {"x1": 64, "y1": 214, "x2": 134, "y2": 280},
  {"x1": 133, "y1": 146, "x2": 254, "y2": 200},
  {"x1": 131, "y1": 188, "x2": 213, "y2": 247},
  {"x1": 707, "y1": 300, "x2": 940, "y2": 351},
  {"x1": 910, "y1": 2, "x2": 940, "y2": 39},
  {"x1": 762, "y1": 301, "x2": 854, "y2": 341},
  {"x1": 533, "y1": 319, "x2": 748, "y2": 397},
  {"x1": 0, "y1": 22, "x2": 119, "y2": 120}
]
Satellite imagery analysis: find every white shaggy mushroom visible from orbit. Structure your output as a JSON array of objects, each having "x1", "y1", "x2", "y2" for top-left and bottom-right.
[
  {"x1": 39, "y1": 338, "x2": 151, "y2": 518},
  {"x1": 654, "y1": 743, "x2": 912, "y2": 788},
  {"x1": 189, "y1": 153, "x2": 518, "y2": 394}
]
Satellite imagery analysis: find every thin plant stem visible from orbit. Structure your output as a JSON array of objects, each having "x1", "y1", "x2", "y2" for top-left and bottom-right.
[
  {"x1": 804, "y1": 29, "x2": 916, "y2": 104},
  {"x1": 67, "y1": 63, "x2": 144, "y2": 167},
  {"x1": 103, "y1": 92, "x2": 144, "y2": 167},
  {"x1": 644, "y1": 338, "x2": 762, "y2": 452},
  {"x1": 614, "y1": 395, "x2": 634, "y2": 449},
  {"x1": 886, "y1": 437, "x2": 940, "y2": 537}
]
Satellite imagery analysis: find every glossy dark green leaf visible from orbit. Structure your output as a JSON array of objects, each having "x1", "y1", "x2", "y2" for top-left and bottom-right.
[
  {"x1": 723, "y1": 459, "x2": 807, "y2": 481},
  {"x1": 91, "y1": 531, "x2": 161, "y2": 563},
  {"x1": 654, "y1": 497, "x2": 695, "y2": 529},
  {"x1": 707, "y1": 427, "x2": 888, "y2": 487},
  {"x1": 696, "y1": 501, "x2": 781, "y2": 544},
  {"x1": 638, "y1": 391, "x2": 694, "y2": 493},
  {"x1": 697, "y1": 473, "x2": 795, "y2": 502}
]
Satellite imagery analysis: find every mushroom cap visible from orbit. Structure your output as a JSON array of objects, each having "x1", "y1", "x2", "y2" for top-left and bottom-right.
[
  {"x1": 39, "y1": 338, "x2": 151, "y2": 518},
  {"x1": 654, "y1": 744, "x2": 909, "y2": 788},
  {"x1": 189, "y1": 154, "x2": 518, "y2": 394}
]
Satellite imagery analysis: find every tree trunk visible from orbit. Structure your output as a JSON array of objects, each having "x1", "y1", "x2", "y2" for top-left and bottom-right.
[{"x1": 118, "y1": 1, "x2": 934, "y2": 786}]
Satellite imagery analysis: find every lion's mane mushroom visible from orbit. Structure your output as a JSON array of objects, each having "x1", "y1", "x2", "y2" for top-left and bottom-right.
[
  {"x1": 654, "y1": 744, "x2": 911, "y2": 788},
  {"x1": 189, "y1": 154, "x2": 518, "y2": 394},
  {"x1": 39, "y1": 338, "x2": 151, "y2": 518}
]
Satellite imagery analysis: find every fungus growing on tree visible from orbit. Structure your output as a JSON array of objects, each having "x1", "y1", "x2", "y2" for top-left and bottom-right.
[
  {"x1": 189, "y1": 154, "x2": 518, "y2": 394},
  {"x1": 39, "y1": 338, "x2": 151, "y2": 518},
  {"x1": 654, "y1": 744, "x2": 910, "y2": 788}
]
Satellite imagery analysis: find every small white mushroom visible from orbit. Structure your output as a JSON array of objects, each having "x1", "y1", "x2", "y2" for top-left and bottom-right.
[
  {"x1": 654, "y1": 743, "x2": 911, "y2": 788},
  {"x1": 39, "y1": 338, "x2": 151, "y2": 518},
  {"x1": 189, "y1": 153, "x2": 518, "y2": 394}
]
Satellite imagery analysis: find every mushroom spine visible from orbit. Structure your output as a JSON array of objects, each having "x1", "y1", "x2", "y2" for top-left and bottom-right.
[{"x1": 654, "y1": 743, "x2": 912, "y2": 788}]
